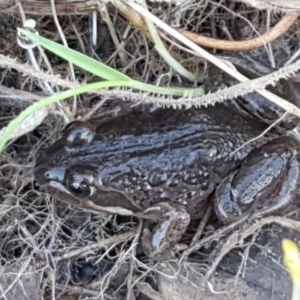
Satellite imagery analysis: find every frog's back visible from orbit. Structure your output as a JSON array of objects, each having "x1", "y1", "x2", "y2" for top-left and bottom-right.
[
  {"x1": 91, "y1": 103, "x2": 279, "y2": 169},
  {"x1": 37, "y1": 104, "x2": 281, "y2": 215},
  {"x1": 84, "y1": 104, "x2": 279, "y2": 213}
]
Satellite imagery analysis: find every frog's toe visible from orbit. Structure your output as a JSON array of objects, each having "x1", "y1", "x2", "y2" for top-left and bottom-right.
[{"x1": 141, "y1": 202, "x2": 190, "y2": 260}]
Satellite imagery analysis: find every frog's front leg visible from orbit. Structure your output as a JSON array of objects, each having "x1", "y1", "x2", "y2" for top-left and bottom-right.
[
  {"x1": 213, "y1": 136, "x2": 300, "y2": 224},
  {"x1": 141, "y1": 202, "x2": 191, "y2": 259}
]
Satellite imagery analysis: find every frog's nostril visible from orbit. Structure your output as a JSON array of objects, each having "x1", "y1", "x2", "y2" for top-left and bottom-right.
[
  {"x1": 43, "y1": 168, "x2": 65, "y2": 182},
  {"x1": 34, "y1": 166, "x2": 66, "y2": 185}
]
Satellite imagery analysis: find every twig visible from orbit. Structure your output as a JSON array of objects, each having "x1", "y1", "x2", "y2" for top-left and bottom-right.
[
  {"x1": 0, "y1": 85, "x2": 43, "y2": 102},
  {"x1": 136, "y1": 282, "x2": 164, "y2": 300},
  {"x1": 266, "y1": 10, "x2": 275, "y2": 67},
  {"x1": 1, "y1": 253, "x2": 34, "y2": 299},
  {"x1": 17, "y1": 2, "x2": 55, "y2": 95},
  {"x1": 285, "y1": 47, "x2": 300, "y2": 66},
  {"x1": 244, "y1": 0, "x2": 300, "y2": 12},
  {"x1": 81, "y1": 96, "x2": 110, "y2": 120},
  {"x1": 54, "y1": 231, "x2": 135, "y2": 262},
  {"x1": 92, "y1": 10, "x2": 97, "y2": 47},
  {"x1": 98, "y1": 3, "x2": 129, "y2": 67},
  {"x1": 127, "y1": 222, "x2": 143, "y2": 300},
  {"x1": 190, "y1": 206, "x2": 212, "y2": 246},
  {"x1": 55, "y1": 284, "x2": 113, "y2": 298},
  {"x1": 69, "y1": 17, "x2": 86, "y2": 54},
  {"x1": 179, "y1": 12, "x2": 299, "y2": 51},
  {"x1": 50, "y1": 0, "x2": 77, "y2": 116},
  {"x1": 235, "y1": 231, "x2": 259, "y2": 284},
  {"x1": 180, "y1": 215, "x2": 250, "y2": 263},
  {"x1": 230, "y1": 112, "x2": 288, "y2": 156}
]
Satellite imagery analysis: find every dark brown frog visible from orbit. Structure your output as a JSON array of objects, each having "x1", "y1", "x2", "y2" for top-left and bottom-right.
[
  {"x1": 33, "y1": 54, "x2": 300, "y2": 259},
  {"x1": 34, "y1": 100, "x2": 300, "y2": 259}
]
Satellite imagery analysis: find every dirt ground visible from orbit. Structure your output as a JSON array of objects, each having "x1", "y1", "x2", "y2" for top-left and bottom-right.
[{"x1": 1, "y1": 0, "x2": 300, "y2": 299}]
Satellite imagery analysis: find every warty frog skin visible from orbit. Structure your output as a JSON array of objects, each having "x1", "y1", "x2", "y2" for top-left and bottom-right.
[{"x1": 34, "y1": 102, "x2": 300, "y2": 259}]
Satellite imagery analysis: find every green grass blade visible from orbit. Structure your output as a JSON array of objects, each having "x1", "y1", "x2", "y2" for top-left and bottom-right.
[
  {"x1": 131, "y1": 80, "x2": 204, "y2": 96},
  {"x1": 17, "y1": 27, "x2": 204, "y2": 96},
  {"x1": 0, "y1": 80, "x2": 129, "y2": 155},
  {"x1": 141, "y1": 0, "x2": 195, "y2": 82},
  {"x1": 18, "y1": 28, "x2": 129, "y2": 81}
]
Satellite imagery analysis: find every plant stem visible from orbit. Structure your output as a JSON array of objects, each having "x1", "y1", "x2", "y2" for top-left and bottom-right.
[
  {"x1": 140, "y1": 0, "x2": 195, "y2": 82},
  {"x1": 0, "y1": 80, "x2": 128, "y2": 154},
  {"x1": 18, "y1": 28, "x2": 204, "y2": 97}
]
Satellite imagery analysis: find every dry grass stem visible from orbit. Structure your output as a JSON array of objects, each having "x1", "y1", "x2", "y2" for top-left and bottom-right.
[
  {"x1": 180, "y1": 12, "x2": 299, "y2": 51},
  {"x1": 55, "y1": 231, "x2": 136, "y2": 262}
]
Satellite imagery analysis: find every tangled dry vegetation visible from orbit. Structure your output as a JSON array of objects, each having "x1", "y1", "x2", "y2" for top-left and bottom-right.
[{"x1": 1, "y1": 0, "x2": 300, "y2": 299}]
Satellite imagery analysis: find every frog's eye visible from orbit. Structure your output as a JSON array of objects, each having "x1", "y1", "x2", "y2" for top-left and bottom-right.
[
  {"x1": 69, "y1": 181, "x2": 90, "y2": 197},
  {"x1": 67, "y1": 173, "x2": 96, "y2": 198},
  {"x1": 69, "y1": 182, "x2": 96, "y2": 198},
  {"x1": 65, "y1": 127, "x2": 95, "y2": 149}
]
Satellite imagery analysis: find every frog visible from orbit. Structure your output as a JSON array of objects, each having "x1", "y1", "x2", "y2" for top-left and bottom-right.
[
  {"x1": 33, "y1": 100, "x2": 300, "y2": 259},
  {"x1": 33, "y1": 55, "x2": 300, "y2": 260}
]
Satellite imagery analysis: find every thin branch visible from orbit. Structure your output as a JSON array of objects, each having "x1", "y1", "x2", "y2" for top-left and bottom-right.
[
  {"x1": 54, "y1": 231, "x2": 135, "y2": 262},
  {"x1": 179, "y1": 13, "x2": 299, "y2": 51}
]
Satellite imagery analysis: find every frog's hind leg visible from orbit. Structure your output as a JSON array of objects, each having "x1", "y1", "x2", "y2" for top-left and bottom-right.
[
  {"x1": 213, "y1": 136, "x2": 300, "y2": 224},
  {"x1": 141, "y1": 201, "x2": 191, "y2": 260}
]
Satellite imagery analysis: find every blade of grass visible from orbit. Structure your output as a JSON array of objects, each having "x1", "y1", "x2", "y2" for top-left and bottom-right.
[
  {"x1": 0, "y1": 80, "x2": 130, "y2": 154},
  {"x1": 18, "y1": 28, "x2": 204, "y2": 97},
  {"x1": 18, "y1": 28, "x2": 129, "y2": 81},
  {"x1": 129, "y1": 81, "x2": 203, "y2": 96},
  {"x1": 140, "y1": 0, "x2": 195, "y2": 82}
]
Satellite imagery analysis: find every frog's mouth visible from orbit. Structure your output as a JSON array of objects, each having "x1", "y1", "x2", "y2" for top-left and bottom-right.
[
  {"x1": 34, "y1": 162, "x2": 146, "y2": 216},
  {"x1": 39, "y1": 180, "x2": 146, "y2": 217},
  {"x1": 45, "y1": 180, "x2": 71, "y2": 195},
  {"x1": 39, "y1": 180, "x2": 82, "y2": 206}
]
